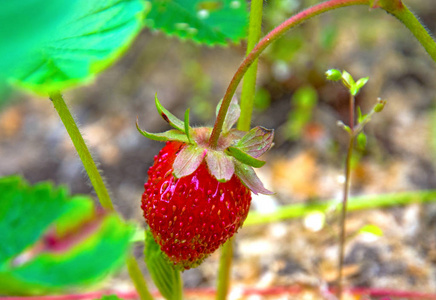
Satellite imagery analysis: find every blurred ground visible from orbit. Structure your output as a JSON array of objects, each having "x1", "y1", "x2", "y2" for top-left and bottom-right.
[{"x1": 1, "y1": 0, "x2": 436, "y2": 299}]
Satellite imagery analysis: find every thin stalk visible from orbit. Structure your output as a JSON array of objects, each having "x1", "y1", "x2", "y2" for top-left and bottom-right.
[
  {"x1": 216, "y1": 239, "x2": 234, "y2": 300},
  {"x1": 50, "y1": 92, "x2": 114, "y2": 211},
  {"x1": 215, "y1": 1, "x2": 264, "y2": 299},
  {"x1": 337, "y1": 134, "x2": 355, "y2": 300},
  {"x1": 126, "y1": 255, "x2": 155, "y2": 300},
  {"x1": 50, "y1": 92, "x2": 153, "y2": 300},
  {"x1": 209, "y1": 0, "x2": 370, "y2": 148},
  {"x1": 238, "y1": 0, "x2": 264, "y2": 131}
]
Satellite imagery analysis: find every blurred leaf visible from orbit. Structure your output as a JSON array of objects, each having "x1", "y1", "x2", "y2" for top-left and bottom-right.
[
  {"x1": 144, "y1": 0, "x2": 248, "y2": 45},
  {"x1": 144, "y1": 230, "x2": 183, "y2": 300},
  {"x1": 359, "y1": 224, "x2": 383, "y2": 236},
  {"x1": 286, "y1": 86, "x2": 318, "y2": 140},
  {"x1": 0, "y1": 0, "x2": 146, "y2": 94},
  {"x1": 254, "y1": 88, "x2": 271, "y2": 111},
  {"x1": 0, "y1": 175, "x2": 133, "y2": 295},
  {"x1": 341, "y1": 70, "x2": 355, "y2": 89},
  {"x1": 356, "y1": 132, "x2": 367, "y2": 150}
]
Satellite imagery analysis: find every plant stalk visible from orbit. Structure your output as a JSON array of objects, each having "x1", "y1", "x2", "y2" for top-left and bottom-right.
[
  {"x1": 50, "y1": 92, "x2": 114, "y2": 211},
  {"x1": 215, "y1": 1, "x2": 264, "y2": 299},
  {"x1": 50, "y1": 92, "x2": 153, "y2": 300},
  {"x1": 337, "y1": 134, "x2": 355, "y2": 300}
]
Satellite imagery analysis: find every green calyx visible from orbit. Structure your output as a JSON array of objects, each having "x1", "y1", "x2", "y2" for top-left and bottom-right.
[{"x1": 137, "y1": 95, "x2": 274, "y2": 195}]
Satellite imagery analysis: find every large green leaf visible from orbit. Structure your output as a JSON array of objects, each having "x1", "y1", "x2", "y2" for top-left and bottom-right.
[
  {"x1": 0, "y1": 0, "x2": 146, "y2": 94},
  {"x1": 144, "y1": 230, "x2": 183, "y2": 300},
  {"x1": 0, "y1": 176, "x2": 133, "y2": 295},
  {"x1": 144, "y1": 0, "x2": 248, "y2": 45}
]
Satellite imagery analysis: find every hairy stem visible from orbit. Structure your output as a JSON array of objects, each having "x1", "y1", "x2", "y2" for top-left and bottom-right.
[
  {"x1": 209, "y1": 0, "x2": 369, "y2": 147},
  {"x1": 50, "y1": 92, "x2": 114, "y2": 211},
  {"x1": 50, "y1": 92, "x2": 153, "y2": 300},
  {"x1": 385, "y1": 2, "x2": 436, "y2": 62}
]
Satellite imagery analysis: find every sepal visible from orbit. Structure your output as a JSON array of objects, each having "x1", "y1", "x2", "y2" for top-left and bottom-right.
[
  {"x1": 205, "y1": 150, "x2": 235, "y2": 182},
  {"x1": 155, "y1": 94, "x2": 185, "y2": 132},
  {"x1": 216, "y1": 97, "x2": 241, "y2": 133},
  {"x1": 227, "y1": 146, "x2": 265, "y2": 168},
  {"x1": 173, "y1": 144, "x2": 206, "y2": 178},
  {"x1": 235, "y1": 126, "x2": 274, "y2": 158},
  {"x1": 234, "y1": 161, "x2": 273, "y2": 195},
  {"x1": 136, "y1": 119, "x2": 189, "y2": 143}
]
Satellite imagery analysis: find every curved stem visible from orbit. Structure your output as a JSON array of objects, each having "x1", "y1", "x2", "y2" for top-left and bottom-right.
[
  {"x1": 382, "y1": 2, "x2": 436, "y2": 62},
  {"x1": 209, "y1": 0, "x2": 369, "y2": 147},
  {"x1": 50, "y1": 92, "x2": 153, "y2": 300}
]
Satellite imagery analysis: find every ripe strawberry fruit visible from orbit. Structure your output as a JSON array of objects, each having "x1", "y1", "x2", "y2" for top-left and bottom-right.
[
  {"x1": 138, "y1": 96, "x2": 274, "y2": 270},
  {"x1": 142, "y1": 141, "x2": 251, "y2": 269}
]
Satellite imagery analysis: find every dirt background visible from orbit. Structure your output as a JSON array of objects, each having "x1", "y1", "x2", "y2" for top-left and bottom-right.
[{"x1": 1, "y1": 0, "x2": 436, "y2": 299}]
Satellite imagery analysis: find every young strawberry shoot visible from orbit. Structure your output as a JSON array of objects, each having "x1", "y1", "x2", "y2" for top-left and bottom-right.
[{"x1": 325, "y1": 69, "x2": 386, "y2": 300}]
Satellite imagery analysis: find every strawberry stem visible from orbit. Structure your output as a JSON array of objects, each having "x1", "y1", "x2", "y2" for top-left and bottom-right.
[
  {"x1": 50, "y1": 92, "x2": 154, "y2": 300},
  {"x1": 208, "y1": 0, "x2": 436, "y2": 148}
]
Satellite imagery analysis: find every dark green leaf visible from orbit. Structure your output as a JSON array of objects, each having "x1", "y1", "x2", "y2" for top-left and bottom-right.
[
  {"x1": 0, "y1": 176, "x2": 133, "y2": 295},
  {"x1": 0, "y1": 0, "x2": 146, "y2": 94},
  {"x1": 144, "y1": 230, "x2": 182, "y2": 300},
  {"x1": 144, "y1": 0, "x2": 248, "y2": 45}
]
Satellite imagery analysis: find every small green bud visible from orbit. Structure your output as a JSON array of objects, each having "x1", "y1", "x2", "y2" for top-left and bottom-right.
[
  {"x1": 357, "y1": 132, "x2": 367, "y2": 150},
  {"x1": 374, "y1": 98, "x2": 386, "y2": 113},
  {"x1": 325, "y1": 69, "x2": 342, "y2": 81}
]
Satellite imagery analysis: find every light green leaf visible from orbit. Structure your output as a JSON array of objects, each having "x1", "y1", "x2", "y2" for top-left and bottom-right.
[
  {"x1": 0, "y1": 176, "x2": 133, "y2": 295},
  {"x1": 341, "y1": 70, "x2": 355, "y2": 89},
  {"x1": 234, "y1": 161, "x2": 273, "y2": 195},
  {"x1": 235, "y1": 126, "x2": 274, "y2": 158},
  {"x1": 144, "y1": 0, "x2": 248, "y2": 45},
  {"x1": 0, "y1": 0, "x2": 146, "y2": 94},
  {"x1": 144, "y1": 230, "x2": 183, "y2": 300},
  {"x1": 357, "y1": 132, "x2": 367, "y2": 150},
  {"x1": 136, "y1": 119, "x2": 189, "y2": 143}
]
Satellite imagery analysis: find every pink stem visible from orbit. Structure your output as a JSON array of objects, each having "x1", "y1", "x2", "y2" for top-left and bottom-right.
[{"x1": 208, "y1": 0, "x2": 369, "y2": 147}]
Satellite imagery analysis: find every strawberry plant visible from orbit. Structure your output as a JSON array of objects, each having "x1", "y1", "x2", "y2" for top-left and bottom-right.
[{"x1": 1, "y1": 0, "x2": 436, "y2": 300}]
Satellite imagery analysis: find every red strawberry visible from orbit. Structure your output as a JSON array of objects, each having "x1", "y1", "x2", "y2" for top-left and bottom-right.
[
  {"x1": 138, "y1": 96, "x2": 274, "y2": 270},
  {"x1": 142, "y1": 141, "x2": 251, "y2": 269}
]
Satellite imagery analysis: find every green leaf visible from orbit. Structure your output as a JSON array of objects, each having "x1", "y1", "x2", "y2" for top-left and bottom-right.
[
  {"x1": 144, "y1": 230, "x2": 183, "y2": 300},
  {"x1": 144, "y1": 0, "x2": 248, "y2": 46},
  {"x1": 155, "y1": 95, "x2": 185, "y2": 132},
  {"x1": 96, "y1": 296, "x2": 124, "y2": 300},
  {"x1": 136, "y1": 120, "x2": 189, "y2": 143},
  {"x1": 184, "y1": 108, "x2": 192, "y2": 143},
  {"x1": 359, "y1": 224, "x2": 383, "y2": 236},
  {"x1": 357, "y1": 132, "x2": 367, "y2": 150},
  {"x1": 0, "y1": 0, "x2": 146, "y2": 94},
  {"x1": 227, "y1": 146, "x2": 265, "y2": 168},
  {"x1": 341, "y1": 70, "x2": 355, "y2": 89},
  {"x1": 0, "y1": 175, "x2": 133, "y2": 295},
  {"x1": 357, "y1": 106, "x2": 364, "y2": 123}
]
